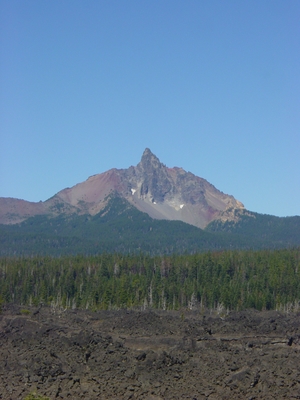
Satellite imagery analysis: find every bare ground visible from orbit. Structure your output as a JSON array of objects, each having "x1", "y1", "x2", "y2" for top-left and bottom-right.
[{"x1": 1, "y1": 305, "x2": 300, "y2": 399}]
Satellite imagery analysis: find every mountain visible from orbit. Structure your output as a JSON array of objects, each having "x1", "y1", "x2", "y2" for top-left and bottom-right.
[
  {"x1": 0, "y1": 148, "x2": 244, "y2": 228},
  {"x1": 0, "y1": 195, "x2": 230, "y2": 256},
  {"x1": 1, "y1": 148, "x2": 300, "y2": 256}
]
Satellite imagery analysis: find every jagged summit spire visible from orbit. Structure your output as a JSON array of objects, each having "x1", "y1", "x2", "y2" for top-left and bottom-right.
[
  {"x1": 138, "y1": 148, "x2": 162, "y2": 172},
  {"x1": 141, "y1": 148, "x2": 157, "y2": 159},
  {"x1": 143, "y1": 147, "x2": 152, "y2": 155}
]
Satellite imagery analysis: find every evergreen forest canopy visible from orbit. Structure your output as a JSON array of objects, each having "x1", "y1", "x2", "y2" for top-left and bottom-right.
[
  {"x1": 1, "y1": 248, "x2": 300, "y2": 312},
  {"x1": 1, "y1": 196, "x2": 300, "y2": 257}
]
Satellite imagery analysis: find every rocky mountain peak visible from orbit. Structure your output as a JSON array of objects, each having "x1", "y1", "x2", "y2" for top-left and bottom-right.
[
  {"x1": 137, "y1": 148, "x2": 164, "y2": 173},
  {"x1": 0, "y1": 148, "x2": 245, "y2": 229},
  {"x1": 133, "y1": 149, "x2": 171, "y2": 203}
]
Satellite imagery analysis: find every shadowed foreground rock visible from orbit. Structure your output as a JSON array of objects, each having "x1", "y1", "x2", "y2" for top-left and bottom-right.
[{"x1": 1, "y1": 305, "x2": 300, "y2": 399}]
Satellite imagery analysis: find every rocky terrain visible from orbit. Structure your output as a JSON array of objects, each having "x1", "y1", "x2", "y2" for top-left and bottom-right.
[
  {"x1": 1, "y1": 305, "x2": 300, "y2": 399},
  {"x1": 0, "y1": 148, "x2": 244, "y2": 228},
  {"x1": 2, "y1": 148, "x2": 299, "y2": 256}
]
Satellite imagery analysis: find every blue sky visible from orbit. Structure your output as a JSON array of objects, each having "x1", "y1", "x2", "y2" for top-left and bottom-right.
[{"x1": 0, "y1": 0, "x2": 299, "y2": 217}]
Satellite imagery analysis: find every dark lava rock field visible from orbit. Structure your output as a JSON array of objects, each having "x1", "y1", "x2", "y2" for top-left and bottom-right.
[{"x1": 1, "y1": 305, "x2": 300, "y2": 399}]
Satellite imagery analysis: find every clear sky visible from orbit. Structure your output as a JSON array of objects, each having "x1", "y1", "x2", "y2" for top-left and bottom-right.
[{"x1": 0, "y1": 0, "x2": 299, "y2": 217}]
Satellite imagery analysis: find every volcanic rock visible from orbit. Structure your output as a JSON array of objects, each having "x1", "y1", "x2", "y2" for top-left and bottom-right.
[{"x1": 0, "y1": 149, "x2": 244, "y2": 228}]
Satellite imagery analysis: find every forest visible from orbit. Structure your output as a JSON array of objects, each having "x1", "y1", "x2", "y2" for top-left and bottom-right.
[
  {"x1": 1, "y1": 247, "x2": 300, "y2": 312},
  {"x1": 1, "y1": 196, "x2": 300, "y2": 257}
]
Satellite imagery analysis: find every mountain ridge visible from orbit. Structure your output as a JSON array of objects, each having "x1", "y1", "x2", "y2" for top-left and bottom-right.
[
  {"x1": 1, "y1": 147, "x2": 299, "y2": 257},
  {"x1": 1, "y1": 192, "x2": 300, "y2": 256},
  {"x1": 0, "y1": 148, "x2": 245, "y2": 228}
]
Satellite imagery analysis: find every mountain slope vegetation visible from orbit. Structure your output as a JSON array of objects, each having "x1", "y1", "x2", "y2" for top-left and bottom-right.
[
  {"x1": 1, "y1": 195, "x2": 300, "y2": 256},
  {"x1": 0, "y1": 196, "x2": 230, "y2": 256},
  {"x1": 206, "y1": 209, "x2": 300, "y2": 248}
]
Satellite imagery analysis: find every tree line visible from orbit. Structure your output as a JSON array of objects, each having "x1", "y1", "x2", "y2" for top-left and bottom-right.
[{"x1": 0, "y1": 248, "x2": 299, "y2": 312}]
